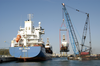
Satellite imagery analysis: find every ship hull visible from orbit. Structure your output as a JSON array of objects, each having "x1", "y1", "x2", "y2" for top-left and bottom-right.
[
  {"x1": 60, "y1": 46, "x2": 69, "y2": 52},
  {"x1": 9, "y1": 46, "x2": 52, "y2": 61}
]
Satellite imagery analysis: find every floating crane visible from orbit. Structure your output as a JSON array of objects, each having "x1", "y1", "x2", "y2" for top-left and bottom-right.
[
  {"x1": 62, "y1": 3, "x2": 80, "y2": 55},
  {"x1": 62, "y1": 3, "x2": 92, "y2": 56}
]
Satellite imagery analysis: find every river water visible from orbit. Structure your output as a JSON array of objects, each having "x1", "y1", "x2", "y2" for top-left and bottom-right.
[{"x1": 0, "y1": 57, "x2": 100, "y2": 66}]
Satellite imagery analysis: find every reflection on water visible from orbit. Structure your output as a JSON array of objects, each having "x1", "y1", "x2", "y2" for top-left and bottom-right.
[
  {"x1": 0, "y1": 57, "x2": 100, "y2": 66},
  {"x1": 52, "y1": 57, "x2": 68, "y2": 61}
]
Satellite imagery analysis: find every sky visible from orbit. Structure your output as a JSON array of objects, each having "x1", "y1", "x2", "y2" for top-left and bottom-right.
[{"x1": 0, "y1": 0, "x2": 100, "y2": 54}]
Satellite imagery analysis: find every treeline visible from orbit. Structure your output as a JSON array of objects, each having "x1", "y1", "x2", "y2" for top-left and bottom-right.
[{"x1": 0, "y1": 49, "x2": 10, "y2": 55}]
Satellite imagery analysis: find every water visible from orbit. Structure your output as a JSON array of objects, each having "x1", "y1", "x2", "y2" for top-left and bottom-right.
[{"x1": 0, "y1": 57, "x2": 100, "y2": 66}]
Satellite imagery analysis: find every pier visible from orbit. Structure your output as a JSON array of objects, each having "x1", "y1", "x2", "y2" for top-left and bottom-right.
[
  {"x1": 52, "y1": 53, "x2": 100, "y2": 60},
  {"x1": 0, "y1": 55, "x2": 16, "y2": 63}
]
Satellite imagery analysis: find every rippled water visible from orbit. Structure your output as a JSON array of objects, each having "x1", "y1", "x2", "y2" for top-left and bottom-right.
[{"x1": 0, "y1": 57, "x2": 100, "y2": 66}]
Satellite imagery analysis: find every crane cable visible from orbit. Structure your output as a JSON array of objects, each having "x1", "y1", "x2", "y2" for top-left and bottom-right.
[
  {"x1": 65, "y1": 4, "x2": 88, "y2": 14},
  {"x1": 63, "y1": 4, "x2": 83, "y2": 41}
]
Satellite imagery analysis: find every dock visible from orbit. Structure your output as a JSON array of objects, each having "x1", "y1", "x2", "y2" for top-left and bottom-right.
[
  {"x1": 0, "y1": 55, "x2": 16, "y2": 63},
  {"x1": 52, "y1": 53, "x2": 100, "y2": 60}
]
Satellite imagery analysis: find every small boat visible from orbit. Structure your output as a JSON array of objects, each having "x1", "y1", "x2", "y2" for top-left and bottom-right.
[{"x1": 45, "y1": 38, "x2": 53, "y2": 54}]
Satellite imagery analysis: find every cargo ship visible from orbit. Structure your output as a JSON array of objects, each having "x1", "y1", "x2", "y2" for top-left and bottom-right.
[{"x1": 9, "y1": 14, "x2": 53, "y2": 61}]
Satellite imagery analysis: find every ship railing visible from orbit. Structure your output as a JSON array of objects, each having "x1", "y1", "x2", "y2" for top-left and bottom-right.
[
  {"x1": 22, "y1": 33, "x2": 36, "y2": 36},
  {"x1": 27, "y1": 38, "x2": 39, "y2": 40},
  {"x1": 27, "y1": 41, "x2": 38, "y2": 43},
  {"x1": 39, "y1": 30, "x2": 45, "y2": 34}
]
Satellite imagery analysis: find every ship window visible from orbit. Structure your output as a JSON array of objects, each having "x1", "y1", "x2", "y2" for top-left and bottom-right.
[
  {"x1": 29, "y1": 27, "x2": 30, "y2": 30},
  {"x1": 26, "y1": 27, "x2": 27, "y2": 30}
]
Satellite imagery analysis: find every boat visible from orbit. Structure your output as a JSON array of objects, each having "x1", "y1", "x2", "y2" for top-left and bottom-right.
[
  {"x1": 9, "y1": 14, "x2": 53, "y2": 61},
  {"x1": 60, "y1": 34, "x2": 69, "y2": 52},
  {"x1": 45, "y1": 38, "x2": 53, "y2": 54}
]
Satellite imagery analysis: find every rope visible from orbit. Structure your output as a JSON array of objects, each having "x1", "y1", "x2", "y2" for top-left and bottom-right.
[{"x1": 65, "y1": 4, "x2": 88, "y2": 14}]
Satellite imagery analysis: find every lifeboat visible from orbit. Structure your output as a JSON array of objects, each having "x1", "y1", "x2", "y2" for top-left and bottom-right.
[{"x1": 16, "y1": 35, "x2": 21, "y2": 42}]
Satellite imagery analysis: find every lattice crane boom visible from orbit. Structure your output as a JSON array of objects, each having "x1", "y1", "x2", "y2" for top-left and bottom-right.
[
  {"x1": 81, "y1": 14, "x2": 89, "y2": 52},
  {"x1": 81, "y1": 13, "x2": 92, "y2": 55},
  {"x1": 62, "y1": 3, "x2": 80, "y2": 55}
]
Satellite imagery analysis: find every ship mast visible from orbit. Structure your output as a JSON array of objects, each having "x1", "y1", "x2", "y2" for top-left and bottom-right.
[
  {"x1": 24, "y1": 14, "x2": 33, "y2": 47},
  {"x1": 28, "y1": 14, "x2": 33, "y2": 21}
]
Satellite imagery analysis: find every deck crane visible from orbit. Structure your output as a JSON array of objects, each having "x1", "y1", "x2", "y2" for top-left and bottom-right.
[{"x1": 62, "y1": 3, "x2": 80, "y2": 55}]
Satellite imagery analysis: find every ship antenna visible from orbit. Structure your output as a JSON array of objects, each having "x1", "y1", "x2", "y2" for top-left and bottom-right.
[
  {"x1": 28, "y1": 14, "x2": 33, "y2": 21},
  {"x1": 20, "y1": 15, "x2": 22, "y2": 28},
  {"x1": 47, "y1": 38, "x2": 50, "y2": 44}
]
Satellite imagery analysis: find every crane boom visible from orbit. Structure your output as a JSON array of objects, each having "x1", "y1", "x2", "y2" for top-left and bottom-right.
[
  {"x1": 81, "y1": 14, "x2": 89, "y2": 52},
  {"x1": 81, "y1": 13, "x2": 92, "y2": 55},
  {"x1": 62, "y1": 3, "x2": 80, "y2": 55}
]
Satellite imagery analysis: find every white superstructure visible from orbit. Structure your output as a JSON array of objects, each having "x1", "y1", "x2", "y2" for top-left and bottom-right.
[
  {"x1": 45, "y1": 38, "x2": 52, "y2": 49},
  {"x1": 11, "y1": 14, "x2": 45, "y2": 47},
  {"x1": 45, "y1": 38, "x2": 53, "y2": 54},
  {"x1": 61, "y1": 34, "x2": 69, "y2": 47}
]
